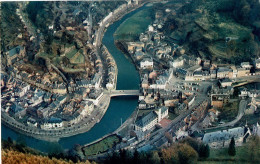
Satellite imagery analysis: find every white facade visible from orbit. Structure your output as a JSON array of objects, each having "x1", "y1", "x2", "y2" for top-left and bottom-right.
[
  {"x1": 255, "y1": 58, "x2": 260, "y2": 69},
  {"x1": 42, "y1": 122, "x2": 63, "y2": 130},
  {"x1": 172, "y1": 59, "x2": 184, "y2": 68},
  {"x1": 140, "y1": 59, "x2": 153, "y2": 69},
  {"x1": 148, "y1": 25, "x2": 154, "y2": 32},
  {"x1": 19, "y1": 85, "x2": 30, "y2": 97},
  {"x1": 241, "y1": 62, "x2": 252, "y2": 69}
]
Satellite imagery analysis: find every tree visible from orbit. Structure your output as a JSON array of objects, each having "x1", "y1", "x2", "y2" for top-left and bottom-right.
[
  {"x1": 165, "y1": 132, "x2": 173, "y2": 144},
  {"x1": 177, "y1": 143, "x2": 198, "y2": 164},
  {"x1": 180, "y1": 137, "x2": 200, "y2": 153},
  {"x1": 245, "y1": 135, "x2": 260, "y2": 163},
  {"x1": 132, "y1": 150, "x2": 140, "y2": 164},
  {"x1": 228, "y1": 137, "x2": 236, "y2": 156},
  {"x1": 199, "y1": 144, "x2": 210, "y2": 158}
]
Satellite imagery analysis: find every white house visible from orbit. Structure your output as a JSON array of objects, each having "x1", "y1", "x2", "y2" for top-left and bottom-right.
[
  {"x1": 254, "y1": 58, "x2": 260, "y2": 69},
  {"x1": 140, "y1": 58, "x2": 153, "y2": 69},
  {"x1": 241, "y1": 62, "x2": 252, "y2": 69},
  {"x1": 41, "y1": 117, "x2": 63, "y2": 130},
  {"x1": 172, "y1": 57, "x2": 184, "y2": 68},
  {"x1": 148, "y1": 25, "x2": 154, "y2": 32},
  {"x1": 27, "y1": 118, "x2": 37, "y2": 127}
]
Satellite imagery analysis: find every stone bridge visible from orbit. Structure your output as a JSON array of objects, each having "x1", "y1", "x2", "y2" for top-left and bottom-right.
[{"x1": 108, "y1": 90, "x2": 140, "y2": 97}]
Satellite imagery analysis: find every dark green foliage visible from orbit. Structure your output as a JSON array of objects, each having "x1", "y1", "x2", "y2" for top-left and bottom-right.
[
  {"x1": 180, "y1": 137, "x2": 200, "y2": 153},
  {"x1": 199, "y1": 144, "x2": 210, "y2": 158},
  {"x1": 26, "y1": 2, "x2": 44, "y2": 23},
  {"x1": 228, "y1": 137, "x2": 236, "y2": 156}
]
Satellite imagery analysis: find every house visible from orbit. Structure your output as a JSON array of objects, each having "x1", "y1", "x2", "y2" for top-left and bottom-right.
[
  {"x1": 19, "y1": 85, "x2": 30, "y2": 97},
  {"x1": 148, "y1": 25, "x2": 154, "y2": 32},
  {"x1": 6, "y1": 46, "x2": 25, "y2": 66},
  {"x1": 41, "y1": 117, "x2": 63, "y2": 129},
  {"x1": 135, "y1": 107, "x2": 168, "y2": 132},
  {"x1": 202, "y1": 126, "x2": 251, "y2": 148},
  {"x1": 85, "y1": 90, "x2": 103, "y2": 106},
  {"x1": 217, "y1": 67, "x2": 231, "y2": 79},
  {"x1": 135, "y1": 51, "x2": 145, "y2": 60},
  {"x1": 27, "y1": 117, "x2": 37, "y2": 127},
  {"x1": 252, "y1": 122, "x2": 260, "y2": 136},
  {"x1": 9, "y1": 103, "x2": 26, "y2": 118},
  {"x1": 141, "y1": 74, "x2": 149, "y2": 88},
  {"x1": 172, "y1": 56, "x2": 185, "y2": 68},
  {"x1": 140, "y1": 58, "x2": 153, "y2": 69},
  {"x1": 237, "y1": 68, "x2": 250, "y2": 77},
  {"x1": 185, "y1": 70, "x2": 210, "y2": 81},
  {"x1": 241, "y1": 62, "x2": 252, "y2": 69},
  {"x1": 211, "y1": 87, "x2": 233, "y2": 108},
  {"x1": 139, "y1": 100, "x2": 147, "y2": 109},
  {"x1": 230, "y1": 66, "x2": 238, "y2": 78},
  {"x1": 254, "y1": 58, "x2": 260, "y2": 69},
  {"x1": 210, "y1": 70, "x2": 217, "y2": 79},
  {"x1": 139, "y1": 33, "x2": 150, "y2": 42},
  {"x1": 219, "y1": 78, "x2": 232, "y2": 87},
  {"x1": 127, "y1": 42, "x2": 145, "y2": 53}
]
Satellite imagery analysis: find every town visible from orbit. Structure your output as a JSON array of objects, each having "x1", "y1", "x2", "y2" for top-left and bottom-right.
[{"x1": 1, "y1": 0, "x2": 260, "y2": 163}]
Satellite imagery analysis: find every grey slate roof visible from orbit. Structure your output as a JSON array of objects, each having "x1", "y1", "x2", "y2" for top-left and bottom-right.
[{"x1": 136, "y1": 111, "x2": 157, "y2": 127}]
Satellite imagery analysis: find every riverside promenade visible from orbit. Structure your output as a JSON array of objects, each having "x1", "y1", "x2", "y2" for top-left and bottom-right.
[{"x1": 1, "y1": 94, "x2": 111, "y2": 142}]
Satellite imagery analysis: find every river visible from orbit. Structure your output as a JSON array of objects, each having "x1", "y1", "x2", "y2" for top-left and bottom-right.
[{"x1": 1, "y1": 4, "x2": 151, "y2": 153}]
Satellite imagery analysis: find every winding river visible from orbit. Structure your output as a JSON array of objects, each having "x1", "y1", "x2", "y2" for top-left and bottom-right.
[{"x1": 1, "y1": 4, "x2": 150, "y2": 153}]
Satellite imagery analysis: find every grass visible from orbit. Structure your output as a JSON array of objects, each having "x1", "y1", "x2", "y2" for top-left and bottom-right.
[
  {"x1": 198, "y1": 146, "x2": 250, "y2": 163},
  {"x1": 65, "y1": 49, "x2": 78, "y2": 59},
  {"x1": 137, "y1": 109, "x2": 151, "y2": 118},
  {"x1": 71, "y1": 53, "x2": 85, "y2": 64},
  {"x1": 114, "y1": 8, "x2": 153, "y2": 41},
  {"x1": 218, "y1": 100, "x2": 239, "y2": 122},
  {"x1": 82, "y1": 135, "x2": 120, "y2": 156}
]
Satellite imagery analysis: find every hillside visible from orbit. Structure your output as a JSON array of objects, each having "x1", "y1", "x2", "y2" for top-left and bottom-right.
[{"x1": 162, "y1": 0, "x2": 260, "y2": 64}]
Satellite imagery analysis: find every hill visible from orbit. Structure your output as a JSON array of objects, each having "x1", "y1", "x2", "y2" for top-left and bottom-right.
[{"x1": 162, "y1": 0, "x2": 260, "y2": 64}]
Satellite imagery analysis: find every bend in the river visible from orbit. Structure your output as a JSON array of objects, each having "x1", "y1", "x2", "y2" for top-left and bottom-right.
[{"x1": 1, "y1": 4, "x2": 151, "y2": 152}]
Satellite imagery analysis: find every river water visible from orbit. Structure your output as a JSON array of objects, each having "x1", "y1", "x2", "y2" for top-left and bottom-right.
[{"x1": 1, "y1": 4, "x2": 150, "y2": 153}]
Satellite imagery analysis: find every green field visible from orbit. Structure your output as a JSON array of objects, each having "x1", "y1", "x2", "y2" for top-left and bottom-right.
[
  {"x1": 114, "y1": 8, "x2": 153, "y2": 41},
  {"x1": 82, "y1": 135, "x2": 120, "y2": 156},
  {"x1": 218, "y1": 100, "x2": 239, "y2": 122},
  {"x1": 65, "y1": 49, "x2": 78, "y2": 59},
  {"x1": 198, "y1": 146, "x2": 255, "y2": 163}
]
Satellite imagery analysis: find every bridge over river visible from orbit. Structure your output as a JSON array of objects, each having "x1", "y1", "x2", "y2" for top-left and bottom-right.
[{"x1": 105, "y1": 90, "x2": 140, "y2": 97}]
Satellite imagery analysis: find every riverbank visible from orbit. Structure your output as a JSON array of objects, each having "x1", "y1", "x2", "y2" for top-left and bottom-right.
[{"x1": 1, "y1": 96, "x2": 111, "y2": 142}]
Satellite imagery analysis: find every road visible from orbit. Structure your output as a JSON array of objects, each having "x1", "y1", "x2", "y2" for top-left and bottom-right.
[{"x1": 202, "y1": 100, "x2": 247, "y2": 130}]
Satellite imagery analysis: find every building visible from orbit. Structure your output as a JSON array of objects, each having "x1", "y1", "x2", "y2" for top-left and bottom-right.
[
  {"x1": 237, "y1": 68, "x2": 250, "y2": 77},
  {"x1": 140, "y1": 58, "x2": 153, "y2": 69},
  {"x1": 219, "y1": 78, "x2": 232, "y2": 87},
  {"x1": 127, "y1": 42, "x2": 145, "y2": 53},
  {"x1": 202, "y1": 126, "x2": 251, "y2": 148},
  {"x1": 211, "y1": 86, "x2": 233, "y2": 108},
  {"x1": 6, "y1": 46, "x2": 25, "y2": 66},
  {"x1": 241, "y1": 62, "x2": 252, "y2": 69},
  {"x1": 135, "y1": 107, "x2": 168, "y2": 132},
  {"x1": 252, "y1": 122, "x2": 260, "y2": 136},
  {"x1": 254, "y1": 58, "x2": 260, "y2": 69},
  {"x1": 217, "y1": 67, "x2": 231, "y2": 79},
  {"x1": 41, "y1": 117, "x2": 63, "y2": 129},
  {"x1": 27, "y1": 117, "x2": 37, "y2": 127},
  {"x1": 172, "y1": 57, "x2": 185, "y2": 68}
]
